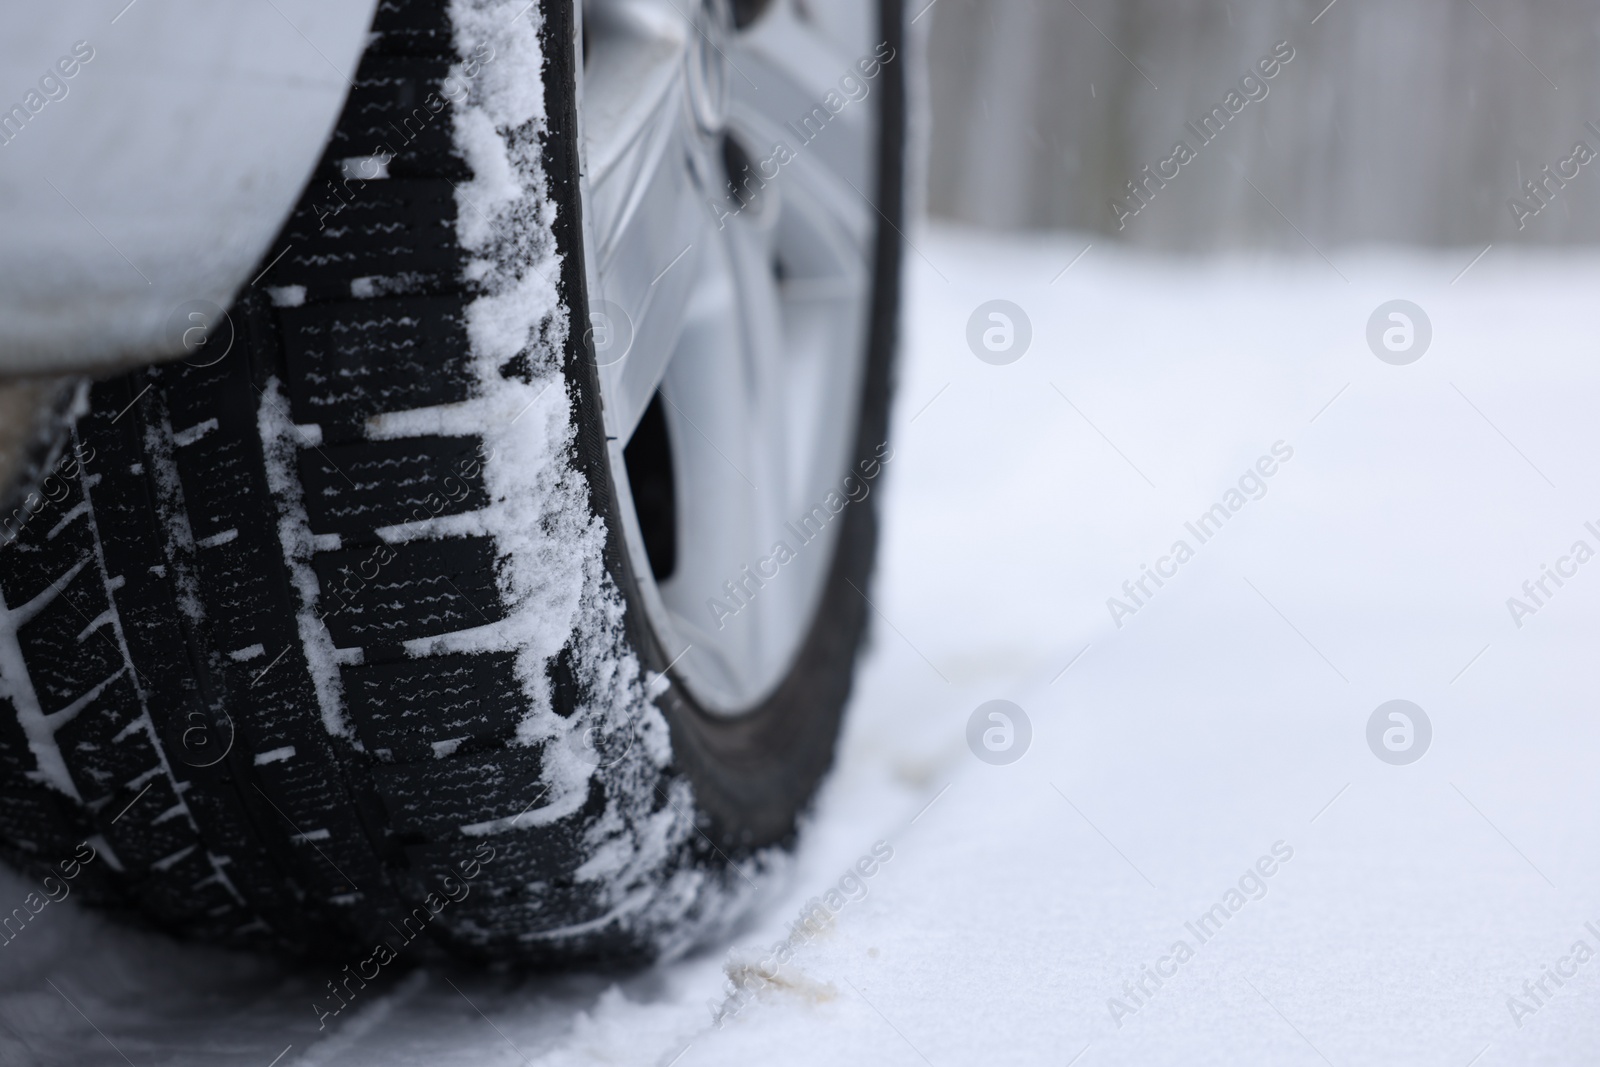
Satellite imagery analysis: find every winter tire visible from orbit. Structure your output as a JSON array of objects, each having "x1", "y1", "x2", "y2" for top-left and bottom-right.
[{"x1": 0, "y1": 0, "x2": 903, "y2": 965}]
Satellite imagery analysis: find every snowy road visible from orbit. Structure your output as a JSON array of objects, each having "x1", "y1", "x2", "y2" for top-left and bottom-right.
[{"x1": 9, "y1": 226, "x2": 1600, "y2": 1065}]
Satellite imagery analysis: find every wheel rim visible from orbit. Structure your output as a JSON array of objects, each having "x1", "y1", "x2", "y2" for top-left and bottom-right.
[{"x1": 576, "y1": 0, "x2": 879, "y2": 715}]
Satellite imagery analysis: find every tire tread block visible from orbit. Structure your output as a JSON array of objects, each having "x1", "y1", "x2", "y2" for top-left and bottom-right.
[
  {"x1": 169, "y1": 432, "x2": 265, "y2": 545},
  {"x1": 400, "y1": 808, "x2": 589, "y2": 894},
  {"x1": 299, "y1": 437, "x2": 489, "y2": 537},
  {"x1": 0, "y1": 469, "x2": 94, "y2": 608},
  {"x1": 130, "y1": 846, "x2": 242, "y2": 928},
  {"x1": 98, "y1": 777, "x2": 203, "y2": 878},
  {"x1": 372, "y1": 747, "x2": 543, "y2": 838},
  {"x1": 332, "y1": 55, "x2": 461, "y2": 177},
  {"x1": 251, "y1": 756, "x2": 389, "y2": 899},
  {"x1": 369, "y1": 0, "x2": 454, "y2": 58},
  {"x1": 277, "y1": 297, "x2": 473, "y2": 430},
  {"x1": 186, "y1": 538, "x2": 299, "y2": 654},
  {"x1": 311, "y1": 537, "x2": 503, "y2": 647},
  {"x1": 343, "y1": 652, "x2": 520, "y2": 761},
  {"x1": 52, "y1": 674, "x2": 149, "y2": 802},
  {"x1": 264, "y1": 179, "x2": 460, "y2": 289},
  {"x1": 0, "y1": 695, "x2": 99, "y2": 864},
  {"x1": 439, "y1": 880, "x2": 612, "y2": 938},
  {"x1": 15, "y1": 566, "x2": 123, "y2": 717}
]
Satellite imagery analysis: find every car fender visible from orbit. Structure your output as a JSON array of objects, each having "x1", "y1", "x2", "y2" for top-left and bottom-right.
[{"x1": 0, "y1": 1, "x2": 378, "y2": 377}]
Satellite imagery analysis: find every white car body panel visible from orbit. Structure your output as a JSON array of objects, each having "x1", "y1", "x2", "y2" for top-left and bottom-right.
[{"x1": 0, "y1": 1, "x2": 377, "y2": 377}]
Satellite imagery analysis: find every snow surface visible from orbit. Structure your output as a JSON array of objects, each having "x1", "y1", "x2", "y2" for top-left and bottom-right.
[{"x1": 7, "y1": 225, "x2": 1600, "y2": 1064}]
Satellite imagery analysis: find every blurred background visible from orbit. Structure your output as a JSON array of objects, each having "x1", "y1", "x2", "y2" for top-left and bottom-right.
[{"x1": 925, "y1": 0, "x2": 1600, "y2": 247}]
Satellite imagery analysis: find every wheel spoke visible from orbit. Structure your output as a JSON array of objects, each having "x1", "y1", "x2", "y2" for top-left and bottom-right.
[
  {"x1": 726, "y1": 5, "x2": 879, "y2": 241},
  {"x1": 582, "y1": 0, "x2": 709, "y2": 442},
  {"x1": 590, "y1": 143, "x2": 709, "y2": 443},
  {"x1": 672, "y1": 195, "x2": 792, "y2": 692}
]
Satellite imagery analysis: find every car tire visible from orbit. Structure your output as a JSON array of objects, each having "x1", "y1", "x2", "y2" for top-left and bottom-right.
[{"x1": 0, "y1": 0, "x2": 903, "y2": 965}]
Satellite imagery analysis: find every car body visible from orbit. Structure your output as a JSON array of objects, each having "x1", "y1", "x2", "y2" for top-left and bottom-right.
[{"x1": 0, "y1": 2, "x2": 375, "y2": 379}]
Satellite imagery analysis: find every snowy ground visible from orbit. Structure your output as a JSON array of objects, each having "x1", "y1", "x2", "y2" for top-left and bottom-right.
[{"x1": 9, "y1": 225, "x2": 1600, "y2": 1065}]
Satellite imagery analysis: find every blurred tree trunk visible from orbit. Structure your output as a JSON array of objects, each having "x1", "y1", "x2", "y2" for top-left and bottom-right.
[{"x1": 927, "y1": 0, "x2": 1600, "y2": 247}]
